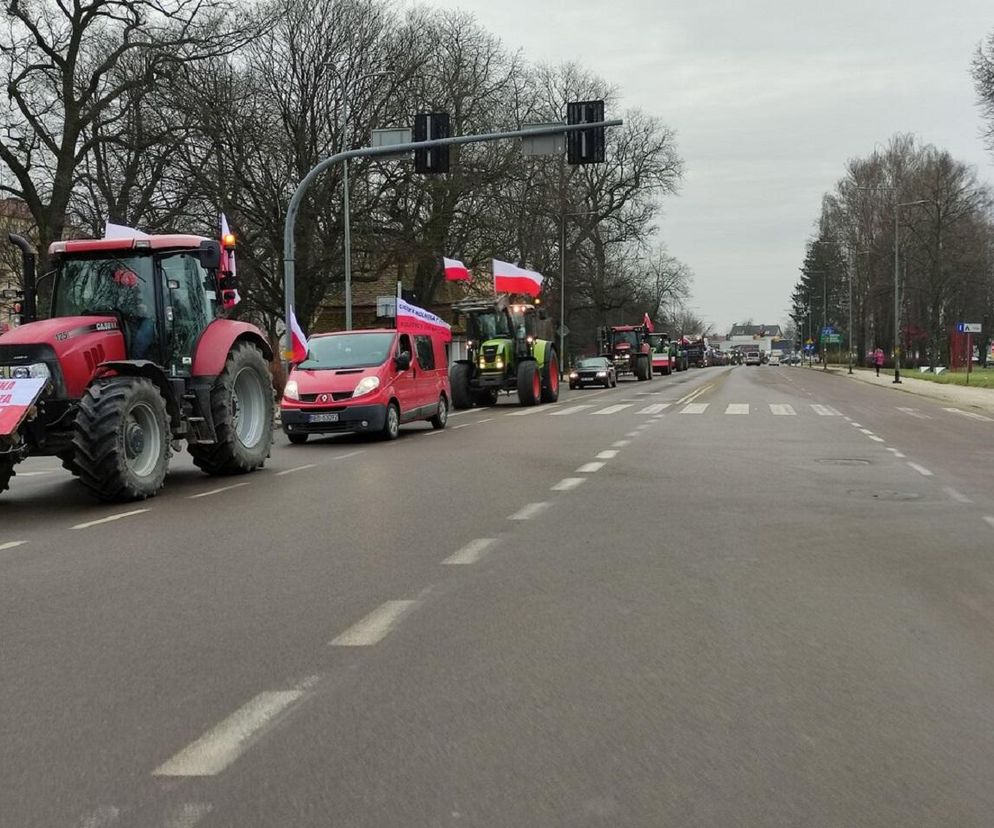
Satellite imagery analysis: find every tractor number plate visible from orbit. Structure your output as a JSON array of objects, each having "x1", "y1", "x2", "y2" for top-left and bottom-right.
[{"x1": 309, "y1": 412, "x2": 339, "y2": 423}]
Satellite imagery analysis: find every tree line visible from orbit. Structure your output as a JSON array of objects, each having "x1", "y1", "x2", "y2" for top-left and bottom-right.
[
  {"x1": 0, "y1": 0, "x2": 691, "y2": 359},
  {"x1": 789, "y1": 28, "x2": 994, "y2": 368}
]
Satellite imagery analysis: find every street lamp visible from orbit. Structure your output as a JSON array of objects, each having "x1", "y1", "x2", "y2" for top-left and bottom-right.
[
  {"x1": 327, "y1": 68, "x2": 392, "y2": 330},
  {"x1": 803, "y1": 266, "x2": 828, "y2": 370},
  {"x1": 560, "y1": 208, "x2": 597, "y2": 376}
]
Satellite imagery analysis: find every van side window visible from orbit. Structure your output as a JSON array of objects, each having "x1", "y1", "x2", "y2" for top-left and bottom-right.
[
  {"x1": 414, "y1": 335, "x2": 435, "y2": 370},
  {"x1": 398, "y1": 334, "x2": 413, "y2": 360}
]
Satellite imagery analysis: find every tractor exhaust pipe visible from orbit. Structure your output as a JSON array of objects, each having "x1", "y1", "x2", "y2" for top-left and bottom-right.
[{"x1": 7, "y1": 233, "x2": 36, "y2": 324}]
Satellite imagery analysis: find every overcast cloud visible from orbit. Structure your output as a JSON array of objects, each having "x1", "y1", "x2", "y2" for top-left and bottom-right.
[{"x1": 414, "y1": 0, "x2": 994, "y2": 333}]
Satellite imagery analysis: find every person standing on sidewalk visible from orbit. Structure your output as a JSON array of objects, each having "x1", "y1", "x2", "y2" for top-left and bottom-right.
[{"x1": 874, "y1": 347, "x2": 885, "y2": 377}]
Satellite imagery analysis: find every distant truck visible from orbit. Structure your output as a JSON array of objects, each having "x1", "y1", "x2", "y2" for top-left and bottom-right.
[{"x1": 648, "y1": 333, "x2": 675, "y2": 375}]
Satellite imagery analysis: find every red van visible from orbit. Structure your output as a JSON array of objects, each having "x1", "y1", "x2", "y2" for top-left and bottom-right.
[{"x1": 281, "y1": 328, "x2": 451, "y2": 443}]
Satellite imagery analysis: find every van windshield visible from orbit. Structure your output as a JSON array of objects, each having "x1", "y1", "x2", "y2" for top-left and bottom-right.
[{"x1": 300, "y1": 332, "x2": 395, "y2": 370}]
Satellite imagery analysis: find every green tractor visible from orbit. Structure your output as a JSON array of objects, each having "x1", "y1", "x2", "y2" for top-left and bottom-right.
[{"x1": 449, "y1": 296, "x2": 560, "y2": 408}]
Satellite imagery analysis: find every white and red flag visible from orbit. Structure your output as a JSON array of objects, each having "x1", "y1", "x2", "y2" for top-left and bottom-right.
[
  {"x1": 288, "y1": 306, "x2": 308, "y2": 363},
  {"x1": 643, "y1": 313, "x2": 654, "y2": 333},
  {"x1": 493, "y1": 259, "x2": 543, "y2": 297},
  {"x1": 443, "y1": 256, "x2": 471, "y2": 282},
  {"x1": 397, "y1": 298, "x2": 452, "y2": 342}
]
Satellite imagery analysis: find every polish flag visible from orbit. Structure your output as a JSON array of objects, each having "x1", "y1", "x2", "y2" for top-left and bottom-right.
[
  {"x1": 493, "y1": 259, "x2": 543, "y2": 297},
  {"x1": 643, "y1": 313, "x2": 654, "y2": 333},
  {"x1": 443, "y1": 256, "x2": 471, "y2": 281},
  {"x1": 288, "y1": 306, "x2": 308, "y2": 363}
]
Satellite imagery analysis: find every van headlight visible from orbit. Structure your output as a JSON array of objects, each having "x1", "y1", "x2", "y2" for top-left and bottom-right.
[
  {"x1": 283, "y1": 380, "x2": 299, "y2": 401},
  {"x1": 352, "y1": 376, "x2": 380, "y2": 398},
  {"x1": 10, "y1": 363, "x2": 50, "y2": 379}
]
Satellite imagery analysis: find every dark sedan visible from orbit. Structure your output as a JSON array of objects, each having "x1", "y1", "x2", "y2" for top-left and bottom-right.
[{"x1": 569, "y1": 356, "x2": 617, "y2": 389}]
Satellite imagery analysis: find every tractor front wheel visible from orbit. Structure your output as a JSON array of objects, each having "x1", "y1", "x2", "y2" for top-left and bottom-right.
[
  {"x1": 517, "y1": 360, "x2": 540, "y2": 406},
  {"x1": 73, "y1": 377, "x2": 170, "y2": 501},
  {"x1": 189, "y1": 343, "x2": 274, "y2": 476},
  {"x1": 540, "y1": 353, "x2": 560, "y2": 403},
  {"x1": 450, "y1": 362, "x2": 473, "y2": 409}
]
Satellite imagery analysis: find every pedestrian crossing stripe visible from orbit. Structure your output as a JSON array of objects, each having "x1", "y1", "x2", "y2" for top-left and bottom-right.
[
  {"x1": 725, "y1": 403, "x2": 749, "y2": 415},
  {"x1": 594, "y1": 404, "x2": 633, "y2": 415},
  {"x1": 770, "y1": 404, "x2": 795, "y2": 416},
  {"x1": 504, "y1": 401, "x2": 859, "y2": 417},
  {"x1": 681, "y1": 403, "x2": 708, "y2": 414},
  {"x1": 637, "y1": 403, "x2": 669, "y2": 414},
  {"x1": 549, "y1": 405, "x2": 593, "y2": 416},
  {"x1": 810, "y1": 404, "x2": 840, "y2": 416}
]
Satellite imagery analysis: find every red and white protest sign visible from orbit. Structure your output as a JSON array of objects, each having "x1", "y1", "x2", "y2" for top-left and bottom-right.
[
  {"x1": 0, "y1": 377, "x2": 46, "y2": 436},
  {"x1": 397, "y1": 298, "x2": 452, "y2": 341}
]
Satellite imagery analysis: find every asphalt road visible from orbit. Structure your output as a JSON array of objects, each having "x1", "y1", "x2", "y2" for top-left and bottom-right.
[{"x1": 3, "y1": 364, "x2": 994, "y2": 827}]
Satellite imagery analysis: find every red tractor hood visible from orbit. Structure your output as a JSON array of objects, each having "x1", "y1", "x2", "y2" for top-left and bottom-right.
[{"x1": 0, "y1": 315, "x2": 119, "y2": 346}]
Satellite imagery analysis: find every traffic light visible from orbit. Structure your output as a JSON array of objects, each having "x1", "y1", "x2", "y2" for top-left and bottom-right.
[
  {"x1": 566, "y1": 100, "x2": 606, "y2": 165},
  {"x1": 413, "y1": 112, "x2": 450, "y2": 174}
]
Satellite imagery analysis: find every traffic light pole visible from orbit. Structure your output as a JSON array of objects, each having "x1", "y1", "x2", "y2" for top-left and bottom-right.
[{"x1": 282, "y1": 119, "x2": 622, "y2": 359}]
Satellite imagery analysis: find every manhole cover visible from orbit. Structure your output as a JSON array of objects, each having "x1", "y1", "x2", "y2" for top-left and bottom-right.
[
  {"x1": 816, "y1": 458, "x2": 871, "y2": 466},
  {"x1": 847, "y1": 489, "x2": 921, "y2": 501}
]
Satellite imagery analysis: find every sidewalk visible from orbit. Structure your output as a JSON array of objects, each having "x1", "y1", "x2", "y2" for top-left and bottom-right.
[{"x1": 812, "y1": 364, "x2": 994, "y2": 415}]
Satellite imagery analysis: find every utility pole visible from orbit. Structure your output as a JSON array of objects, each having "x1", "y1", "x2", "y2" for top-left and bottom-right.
[{"x1": 892, "y1": 200, "x2": 929, "y2": 383}]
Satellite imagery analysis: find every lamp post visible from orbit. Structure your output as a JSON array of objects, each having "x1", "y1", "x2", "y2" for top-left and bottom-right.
[
  {"x1": 891, "y1": 200, "x2": 929, "y2": 383},
  {"x1": 330, "y1": 69, "x2": 392, "y2": 330},
  {"x1": 803, "y1": 267, "x2": 828, "y2": 369},
  {"x1": 559, "y1": 208, "x2": 597, "y2": 377}
]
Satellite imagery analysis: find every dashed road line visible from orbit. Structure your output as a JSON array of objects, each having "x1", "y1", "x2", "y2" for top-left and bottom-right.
[
  {"x1": 14, "y1": 470, "x2": 54, "y2": 477},
  {"x1": 331, "y1": 601, "x2": 418, "y2": 646},
  {"x1": 725, "y1": 403, "x2": 749, "y2": 415},
  {"x1": 898, "y1": 407, "x2": 932, "y2": 419},
  {"x1": 850, "y1": 422, "x2": 863, "y2": 428},
  {"x1": 944, "y1": 487, "x2": 973, "y2": 504},
  {"x1": 442, "y1": 538, "x2": 497, "y2": 565},
  {"x1": 577, "y1": 462, "x2": 605, "y2": 473},
  {"x1": 942, "y1": 408, "x2": 994, "y2": 422},
  {"x1": 0, "y1": 540, "x2": 27, "y2": 551},
  {"x1": 153, "y1": 679, "x2": 317, "y2": 776},
  {"x1": 612, "y1": 440, "x2": 631, "y2": 447},
  {"x1": 770, "y1": 404, "x2": 796, "y2": 416},
  {"x1": 859, "y1": 428, "x2": 874, "y2": 435},
  {"x1": 551, "y1": 477, "x2": 585, "y2": 492},
  {"x1": 334, "y1": 450, "x2": 364, "y2": 460},
  {"x1": 596, "y1": 450, "x2": 619, "y2": 459},
  {"x1": 276, "y1": 464, "x2": 317, "y2": 477},
  {"x1": 477, "y1": 418, "x2": 494, "y2": 423},
  {"x1": 452, "y1": 423, "x2": 471, "y2": 429},
  {"x1": 625, "y1": 431, "x2": 640, "y2": 438},
  {"x1": 72, "y1": 509, "x2": 149, "y2": 530},
  {"x1": 188, "y1": 482, "x2": 250, "y2": 499},
  {"x1": 907, "y1": 462, "x2": 933, "y2": 477},
  {"x1": 508, "y1": 502, "x2": 550, "y2": 520},
  {"x1": 867, "y1": 435, "x2": 885, "y2": 442}
]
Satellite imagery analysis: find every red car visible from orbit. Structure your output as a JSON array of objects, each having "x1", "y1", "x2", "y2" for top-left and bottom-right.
[{"x1": 281, "y1": 328, "x2": 451, "y2": 443}]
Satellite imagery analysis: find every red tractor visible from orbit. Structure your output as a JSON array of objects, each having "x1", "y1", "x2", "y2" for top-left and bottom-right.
[
  {"x1": 596, "y1": 324, "x2": 654, "y2": 381},
  {"x1": 0, "y1": 231, "x2": 274, "y2": 501}
]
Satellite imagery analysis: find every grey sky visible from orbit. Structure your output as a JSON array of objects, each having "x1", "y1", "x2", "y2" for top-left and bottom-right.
[{"x1": 416, "y1": 0, "x2": 994, "y2": 333}]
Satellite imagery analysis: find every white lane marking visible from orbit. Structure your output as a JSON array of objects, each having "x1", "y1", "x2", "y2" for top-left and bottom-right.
[
  {"x1": 944, "y1": 487, "x2": 973, "y2": 504},
  {"x1": 188, "y1": 482, "x2": 250, "y2": 499},
  {"x1": 942, "y1": 407, "x2": 994, "y2": 422},
  {"x1": 423, "y1": 429, "x2": 444, "y2": 436},
  {"x1": 72, "y1": 509, "x2": 149, "y2": 530},
  {"x1": 276, "y1": 464, "x2": 317, "y2": 477},
  {"x1": 0, "y1": 540, "x2": 27, "y2": 551},
  {"x1": 725, "y1": 403, "x2": 749, "y2": 415},
  {"x1": 867, "y1": 435, "x2": 886, "y2": 442},
  {"x1": 625, "y1": 431, "x2": 640, "y2": 438},
  {"x1": 453, "y1": 423, "x2": 471, "y2": 429},
  {"x1": 507, "y1": 403, "x2": 560, "y2": 417},
  {"x1": 447, "y1": 409, "x2": 473, "y2": 417},
  {"x1": 898, "y1": 406, "x2": 932, "y2": 419},
  {"x1": 15, "y1": 470, "x2": 54, "y2": 477},
  {"x1": 680, "y1": 403, "x2": 709, "y2": 414},
  {"x1": 549, "y1": 405, "x2": 593, "y2": 416},
  {"x1": 637, "y1": 403, "x2": 669, "y2": 414},
  {"x1": 634, "y1": 424, "x2": 650, "y2": 430},
  {"x1": 677, "y1": 384, "x2": 712, "y2": 405},
  {"x1": 153, "y1": 680, "x2": 316, "y2": 776},
  {"x1": 334, "y1": 450, "x2": 364, "y2": 460},
  {"x1": 577, "y1": 462, "x2": 605, "y2": 473},
  {"x1": 331, "y1": 601, "x2": 418, "y2": 646},
  {"x1": 442, "y1": 538, "x2": 497, "y2": 565},
  {"x1": 770, "y1": 404, "x2": 796, "y2": 416},
  {"x1": 593, "y1": 404, "x2": 633, "y2": 415},
  {"x1": 984, "y1": 517, "x2": 994, "y2": 529},
  {"x1": 850, "y1": 422, "x2": 863, "y2": 428},
  {"x1": 159, "y1": 802, "x2": 213, "y2": 828},
  {"x1": 477, "y1": 418, "x2": 495, "y2": 423},
  {"x1": 596, "y1": 450, "x2": 619, "y2": 459},
  {"x1": 552, "y1": 477, "x2": 585, "y2": 492},
  {"x1": 75, "y1": 806, "x2": 121, "y2": 828},
  {"x1": 508, "y1": 502, "x2": 550, "y2": 520},
  {"x1": 907, "y1": 462, "x2": 933, "y2": 477},
  {"x1": 612, "y1": 440, "x2": 631, "y2": 447},
  {"x1": 811, "y1": 404, "x2": 839, "y2": 416}
]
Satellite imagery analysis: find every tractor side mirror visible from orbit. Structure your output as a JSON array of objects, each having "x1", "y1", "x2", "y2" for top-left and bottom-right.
[
  {"x1": 395, "y1": 352, "x2": 411, "y2": 371},
  {"x1": 199, "y1": 240, "x2": 221, "y2": 270}
]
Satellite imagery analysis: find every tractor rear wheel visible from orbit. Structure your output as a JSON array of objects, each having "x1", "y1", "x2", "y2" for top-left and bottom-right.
[
  {"x1": 450, "y1": 362, "x2": 473, "y2": 409},
  {"x1": 73, "y1": 377, "x2": 170, "y2": 501},
  {"x1": 517, "y1": 360, "x2": 540, "y2": 406},
  {"x1": 0, "y1": 454, "x2": 14, "y2": 495},
  {"x1": 540, "y1": 353, "x2": 560, "y2": 403},
  {"x1": 189, "y1": 343, "x2": 274, "y2": 476}
]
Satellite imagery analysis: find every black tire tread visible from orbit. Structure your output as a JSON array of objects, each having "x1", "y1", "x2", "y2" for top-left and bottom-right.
[{"x1": 450, "y1": 363, "x2": 473, "y2": 409}]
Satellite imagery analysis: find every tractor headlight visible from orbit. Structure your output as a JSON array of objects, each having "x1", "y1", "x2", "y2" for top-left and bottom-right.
[
  {"x1": 352, "y1": 376, "x2": 380, "y2": 398},
  {"x1": 10, "y1": 363, "x2": 50, "y2": 379},
  {"x1": 283, "y1": 380, "x2": 300, "y2": 401},
  {"x1": 478, "y1": 357, "x2": 486, "y2": 368},
  {"x1": 495, "y1": 358, "x2": 504, "y2": 369}
]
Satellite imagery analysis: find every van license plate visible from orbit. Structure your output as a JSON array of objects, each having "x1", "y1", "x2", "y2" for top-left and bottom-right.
[{"x1": 309, "y1": 412, "x2": 339, "y2": 423}]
